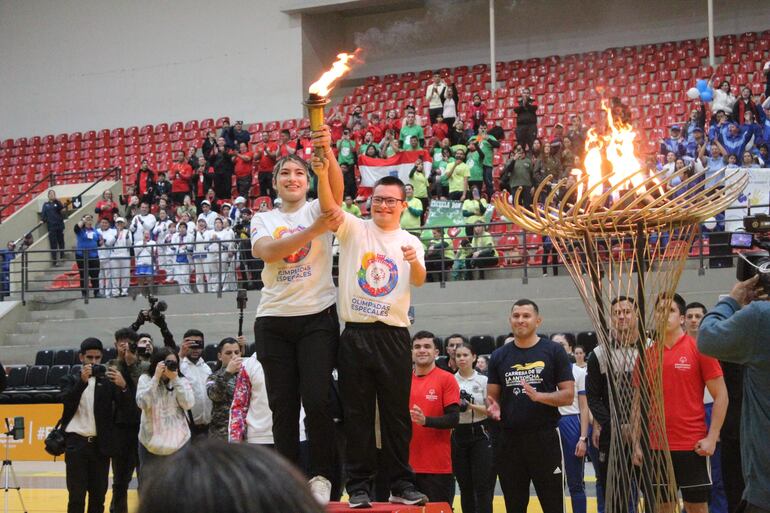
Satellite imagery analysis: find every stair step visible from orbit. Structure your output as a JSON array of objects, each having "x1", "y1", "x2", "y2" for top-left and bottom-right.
[
  {"x1": 28, "y1": 309, "x2": 75, "y2": 321},
  {"x1": 15, "y1": 321, "x2": 41, "y2": 334},
  {"x1": 2, "y1": 333, "x2": 47, "y2": 346}
]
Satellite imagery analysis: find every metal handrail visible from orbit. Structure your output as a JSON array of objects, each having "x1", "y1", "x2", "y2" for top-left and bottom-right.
[{"x1": 0, "y1": 166, "x2": 122, "y2": 223}]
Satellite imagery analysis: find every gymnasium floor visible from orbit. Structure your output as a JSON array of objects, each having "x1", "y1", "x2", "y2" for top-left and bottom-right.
[{"x1": 3, "y1": 461, "x2": 601, "y2": 513}]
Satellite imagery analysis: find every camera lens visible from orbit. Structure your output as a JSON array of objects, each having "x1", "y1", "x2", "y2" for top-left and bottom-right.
[
  {"x1": 92, "y1": 364, "x2": 106, "y2": 378},
  {"x1": 165, "y1": 360, "x2": 178, "y2": 372}
]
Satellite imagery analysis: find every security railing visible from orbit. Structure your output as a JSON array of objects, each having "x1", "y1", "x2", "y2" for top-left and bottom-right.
[{"x1": 1, "y1": 205, "x2": 759, "y2": 304}]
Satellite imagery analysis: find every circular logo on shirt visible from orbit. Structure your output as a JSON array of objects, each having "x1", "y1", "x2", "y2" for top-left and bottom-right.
[
  {"x1": 357, "y1": 252, "x2": 398, "y2": 297},
  {"x1": 273, "y1": 226, "x2": 311, "y2": 263}
]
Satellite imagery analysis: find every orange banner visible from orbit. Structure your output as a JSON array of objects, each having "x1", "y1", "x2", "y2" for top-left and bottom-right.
[{"x1": 1, "y1": 403, "x2": 63, "y2": 461}]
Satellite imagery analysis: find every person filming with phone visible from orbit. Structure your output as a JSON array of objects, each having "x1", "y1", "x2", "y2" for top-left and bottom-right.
[
  {"x1": 698, "y1": 274, "x2": 770, "y2": 513},
  {"x1": 59, "y1": 337, "x2": 134, "y2": 513}
]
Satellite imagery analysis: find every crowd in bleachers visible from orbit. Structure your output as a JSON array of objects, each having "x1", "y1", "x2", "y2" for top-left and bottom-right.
[{"x1": 2, "y1": 32, "x2": 768, "y2": 296}]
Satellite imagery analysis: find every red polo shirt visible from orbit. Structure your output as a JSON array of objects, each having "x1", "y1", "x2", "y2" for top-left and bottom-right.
[
  {"x1": 409, "y1": 366, "x2": 460, "y2": 474},
  {"x1": 234, "y1": 152, "x2": 253, "y2": 178},
  {"x1": 255, "y1": 142, "x2": 278, "y2": 173},
  {"x1": 638, "y1": 333, "x2": 723, "y2": 450}
]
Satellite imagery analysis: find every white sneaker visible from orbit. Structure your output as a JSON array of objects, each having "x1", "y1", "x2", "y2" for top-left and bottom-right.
[{"x1": 309, "y1": 475, "x2": 332, "y2": 506}]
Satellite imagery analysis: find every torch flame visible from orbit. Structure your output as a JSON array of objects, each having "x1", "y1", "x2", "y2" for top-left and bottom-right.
[
  {"x1": 308, "y1": 49, "x2": 362, "y2": 97},
  {"x1": 581, "y1": 100, "x2": 644, "y2": 201}
]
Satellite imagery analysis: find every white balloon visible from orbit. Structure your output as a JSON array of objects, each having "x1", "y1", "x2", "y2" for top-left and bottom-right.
[
  {"x1": 702, "y1": 217, "x2": 717, "y2": 230},
  {"x1": 686, "y1": 87, "x2": 701, "y2": 100}
]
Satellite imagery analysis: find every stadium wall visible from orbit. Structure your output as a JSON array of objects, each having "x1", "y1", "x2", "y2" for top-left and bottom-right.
[
  {"x1": 0, "y1": 0, "x2": 305, "y2": 140},
  {"x1": 2, "y1": 0, "x2": 769, "y2": 141},
  {"x1": 341, "y1": 0, "x2": 770, "y2": 80}
]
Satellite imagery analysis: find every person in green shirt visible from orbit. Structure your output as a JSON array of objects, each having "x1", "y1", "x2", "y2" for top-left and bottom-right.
[
  {"x1": 359, "y1": 131, "x2": 378, "y2": 157},
  {"x1": 406, "y1": 135, "x2": 421, "y2": 151},
  {"x1": 409, "y1": 158, "x2": 430, "y2": 214},
  {"x1": 452, "y1": 238, "x2": 472, "y2": 281},
  {"x1": 400, "y1": 184, "x2": 423, "y2": 231},
  {"x1": 465, "y1": 141, "x2": 485, "y2": 194},
  {"x1": 468, "y1": 221, "x2": 498, "y2": 279},
  {"x1": 341, "y1": 195, "x2": 362, "y2": 218},
  {"x1": 500, "y1": 144, "x2": 535, "y2": 206},
  {"x1": 445, "y1": 148, "x2": 469, "y2": 201},
  {"x1": 432, "y1": 147, "x2": 454, "y2": 198},
  {"x1": 468, "y1": 122, "x2": 500, "y2": 199},
  {"x1": 378, "y1": 130, "x2": 399, "y2": 157},
  {"x1": 462, "y1": 186, "x2": 489, "y2": 238},
  {"x1": 336, "y1": 129, "x2": 357, "y2": 167},
  {"x1": 425, "y1": 228, "x2": 453, "y2": 283},
  {"x1": 399, "y1": 111, "x2": 424, "y2": 149}
]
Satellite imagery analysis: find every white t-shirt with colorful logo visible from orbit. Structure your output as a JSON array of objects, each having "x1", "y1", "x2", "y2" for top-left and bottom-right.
[
  {"x1": 336, "y1": 213, "x2": 424, "y2": 327},
  {"x1": 250, "y1": 200, "x2": 336, "y2": 317}
]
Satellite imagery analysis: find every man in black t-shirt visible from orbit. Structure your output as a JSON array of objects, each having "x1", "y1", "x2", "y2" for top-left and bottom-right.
[{"x1": 487, "y1": 298, "x2": 574, "y2": 513}]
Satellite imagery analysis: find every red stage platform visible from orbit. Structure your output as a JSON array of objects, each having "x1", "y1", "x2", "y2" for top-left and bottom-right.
[{"x1": 327, "y1": 503, "x2": 452, "y2": 513}]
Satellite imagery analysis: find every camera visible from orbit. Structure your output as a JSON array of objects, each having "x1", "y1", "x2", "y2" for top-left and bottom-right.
[
  {"x1": 237, "y1": 289, "x2": 248, "y2": 310},
  {"x1": 164, "y1": 360, "x2": 178, "y2": 372},
  {"x1": 146, "y1": 294, "x2": 168, "y2": 323},
  {"x1": 459, "y1": 389, "x2": 474, "y2": 413},
  {"x1": 128, "y1": 341, "x2": 148, "y2": 356},
  {"x1": 729, "y1": 215, "x2": 770, "y2": 295},
  {"x1": 91, "y1": 364, "x2": 107, "y2": 378}
]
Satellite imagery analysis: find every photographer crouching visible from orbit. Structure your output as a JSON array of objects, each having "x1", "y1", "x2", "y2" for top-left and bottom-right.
[
  {"x1": 60, "y1": 338, "x2": 134, "y2": 513},
  {"x1": 698, "y1": 273, "x2": 770, "y2": 513}
]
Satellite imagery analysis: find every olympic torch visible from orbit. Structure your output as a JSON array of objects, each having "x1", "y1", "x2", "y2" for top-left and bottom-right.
[{"x1": 304, "y1": 50, "x2": 360, "y2": 157}]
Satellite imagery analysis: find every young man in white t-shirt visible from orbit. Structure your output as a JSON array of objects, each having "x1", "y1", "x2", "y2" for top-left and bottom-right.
[
  {"x1": 250, "y1": 129, "x2": 344, "y2": 505},
  {"x1": 314, "y1": 156, "x2": 429, "y2": 508}
]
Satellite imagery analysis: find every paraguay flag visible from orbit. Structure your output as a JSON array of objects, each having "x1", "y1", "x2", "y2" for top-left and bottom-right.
[{"x1": 358, "y1": 150, "x2": 432, "y2": 187}]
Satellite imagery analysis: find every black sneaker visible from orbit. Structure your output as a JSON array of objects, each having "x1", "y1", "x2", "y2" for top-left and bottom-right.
[
  {"x1": 389, "y1": 488, "x2": 428, "y2": 506},
  {"x1": 348, "y1": 491, "x2": 371, "y2": 509}
]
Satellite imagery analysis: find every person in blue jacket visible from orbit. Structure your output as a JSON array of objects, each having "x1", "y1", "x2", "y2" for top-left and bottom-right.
[
  {"x1": 717, "y1": 123, "x2": 753, "y2": 158},
  {"x1": 698, "y1": 275, "x2": 770, "y2": 513},
  {"x1": 0, "y1": 241, "x2": 16, "y2": 298},
  {"x1": 41, "y1": 189, "x2": 66, "y2": 265},
  {"x1": 74, "y1": 214, "x2": 102, "y2": 298}
]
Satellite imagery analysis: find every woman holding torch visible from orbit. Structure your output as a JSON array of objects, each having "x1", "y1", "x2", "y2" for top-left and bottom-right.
[{"x1": 250, "y1": 125, "x2": 344, "y2": 504}]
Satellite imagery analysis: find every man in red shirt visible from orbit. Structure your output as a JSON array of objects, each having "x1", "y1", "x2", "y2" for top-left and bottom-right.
[
  {"x1": 277, "y1": 129, "x2": 296, "y2": 158},
  {"x1": 253, "y1": 131, "x2": 277, "y2": 200},
  {"x1": 233, "y1": 142, "x2": 253, "y2": 199},
  {"x1": 409, "y1": 331, "x2": 460, "y2": 506},
  {"x1": 368, "y1": 113, "x2": 384, "y2": 143},
  {"x1": 329, "y1": 112, "x2": 345, "y2": 142},
  {"x1": 135, "y1": 159, "x2": 155, "y2": 204},
  {"x1": 635, "y1": 293, "x2": 728, "y2": 513},
  {"x1": 94, "y1": 190, "x2": 119, "y2": 224},
  {"x1": 431, "y1": 115, "x2": 449, "y2": 142},
  {"x1": 169, "y1": 151, "x2": 194, "y2": 205},
  {"x1": 296, "y1": 128, "x2": 314, "y2": 162}
]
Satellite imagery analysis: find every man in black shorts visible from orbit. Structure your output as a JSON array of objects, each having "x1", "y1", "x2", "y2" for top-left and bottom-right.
[
  {"x1": 635, "y1": 294, "x2": 728, "y2": 513},
  {"x1": 486, "y1": 298, "x2": 574, "y2": 513}
]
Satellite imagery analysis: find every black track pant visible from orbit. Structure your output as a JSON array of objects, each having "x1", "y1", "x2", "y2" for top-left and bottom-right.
[
  {"x1": 76, "y1": 256, "x2": 100, "y2": 293},
  {"x1": 255, "y1": 306, "x2": 339, "y2": 480},
  {"x1": 65, "y1": 434, "x2": 109, "y2": 513},
  {"x1": 338, "y1": 322, "x2": 417, "y2": 497},
  {"x1": 415, "y1": 473, "x2": 455, "y2": 505},
  {"x1": 494, "y1": 428, "x2": 564, "y2": 513}
]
